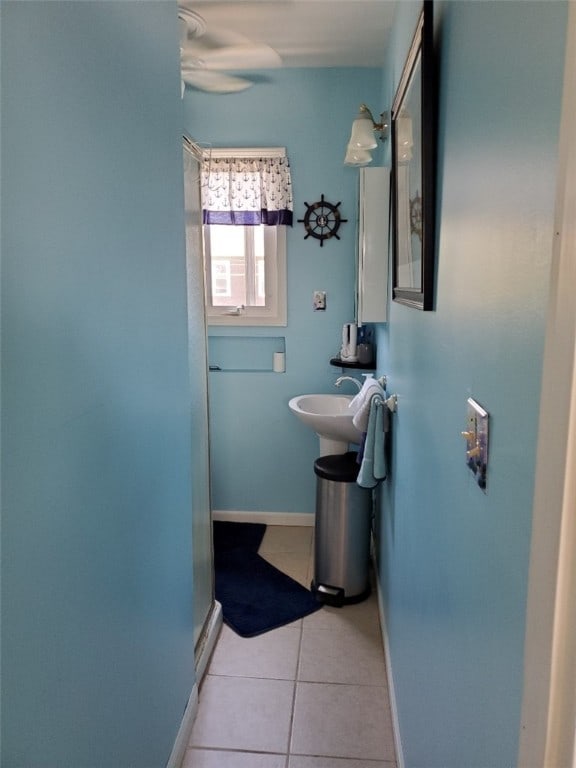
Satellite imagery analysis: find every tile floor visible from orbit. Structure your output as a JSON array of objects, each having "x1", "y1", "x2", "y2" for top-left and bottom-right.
[{"x1": 184, "y1": 525, "x2": 397, "y2": 768}]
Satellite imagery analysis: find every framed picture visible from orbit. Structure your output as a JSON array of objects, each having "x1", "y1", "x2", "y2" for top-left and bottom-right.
[{"x1": 391, "y1": 1, "x2": 436, "y2": 310}]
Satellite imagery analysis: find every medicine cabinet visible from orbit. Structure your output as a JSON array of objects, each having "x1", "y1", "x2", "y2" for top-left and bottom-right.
[{"x1": 357, "y1": 166, "x2": 390, "y2": 324}]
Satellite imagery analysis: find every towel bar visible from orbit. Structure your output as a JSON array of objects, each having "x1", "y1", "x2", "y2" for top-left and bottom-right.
[{"x1": 374, "y1": 394, "x2": 398, "y2": 413}]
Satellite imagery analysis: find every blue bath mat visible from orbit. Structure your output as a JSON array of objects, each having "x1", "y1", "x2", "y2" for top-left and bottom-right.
[
  {"x1": 213, "y1": 522, "x2": 321, "y2": 637},
  {"x1": 213, "y1": 520, "x2": 266, "y2": 553}
]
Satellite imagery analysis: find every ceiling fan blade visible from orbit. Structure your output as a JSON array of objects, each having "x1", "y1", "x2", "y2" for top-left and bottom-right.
[
  {"x1": 181, "y1": 68, "x2": 253, "y2": 94},
  {"x1": 177, "y1": 7, "x2": 207, "y2": 39},
  {"x1": 198, "y1": 26, "x2": 255, "y2": 48},
  {"x1": 178, "y1": 4, "x2": 277, "y2": 94},
  {"x1": 178, "y1": 9, "x2": 250, "y2": 48},
  {"x1": 181, "y1": 43, "x2": 282, "y2": 71}
]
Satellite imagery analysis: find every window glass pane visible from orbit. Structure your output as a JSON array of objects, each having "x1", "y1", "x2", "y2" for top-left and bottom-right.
[
  {"x1": 212, "y1": 259, "x2": 231, "y2": 297},
  {"x1": 209, "y1": 225, "x2": 246, "y2": 307},
  {"x1": 208, "y1": 225, "x2": 267, "y2": 308},
  {"x1": 254, "y1": 225, "x2": 265, "y2": 258},
  {"x1": 253, "y1": 226, "x2": 265, "y2": 306}
]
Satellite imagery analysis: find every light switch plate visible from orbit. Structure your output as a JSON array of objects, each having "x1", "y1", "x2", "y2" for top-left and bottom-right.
[
  {"x1": 313, "y1": 290, "x2": 326, "y2": 311},
  {"x1": 463, "y1": 398, "x2": 489, "y2": 492}
]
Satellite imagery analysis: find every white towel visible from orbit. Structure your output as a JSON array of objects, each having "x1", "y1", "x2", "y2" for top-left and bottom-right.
[{"x1": 350, "y1": 378, "x2": 386, "y2": 432}]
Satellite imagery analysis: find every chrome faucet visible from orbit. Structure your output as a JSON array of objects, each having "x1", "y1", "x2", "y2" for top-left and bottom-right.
[{"x1": 334, "y1": 375, "x2": 362, "y2": 392}]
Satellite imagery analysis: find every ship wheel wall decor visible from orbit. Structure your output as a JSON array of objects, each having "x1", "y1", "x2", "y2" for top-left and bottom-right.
[{"x1": 297, "y1": 194, "x2": 348, "y2": 247}]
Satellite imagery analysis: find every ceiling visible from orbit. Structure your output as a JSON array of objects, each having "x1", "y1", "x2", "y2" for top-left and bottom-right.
[{"x1": 178, "y1": 1, "x2": 397, "y2": 69}]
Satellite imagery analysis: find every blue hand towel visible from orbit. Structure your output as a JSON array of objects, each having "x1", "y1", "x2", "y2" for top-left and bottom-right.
[
  {"x1": 373, "y1": 402, "x2": 387, "y2": 481},
  {"x1": 357, "y1": 404, "x2": 377, "y2": 488},
  {"x1": 357, "y1": 394, "x2": 387, "y2": 488}
]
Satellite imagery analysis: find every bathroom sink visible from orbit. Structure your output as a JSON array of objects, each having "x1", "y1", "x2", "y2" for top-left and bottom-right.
[{"x1": 288, "y1": 394, "x2": 362, "y2": 456}]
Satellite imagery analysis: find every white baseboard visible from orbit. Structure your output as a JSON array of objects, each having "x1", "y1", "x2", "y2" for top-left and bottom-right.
[
  {"x1": 167, "y1": 601, "x2": 223, "y2": 768},
  {"x1": 212, "y1": 510, "x2": 315, "y2": 527},
  {"x1": 374, "y1": 558, "x2": 405, "y2": 768},
  {"x1": 165, "y1": 684, "x2": 198, "y2": 768}
]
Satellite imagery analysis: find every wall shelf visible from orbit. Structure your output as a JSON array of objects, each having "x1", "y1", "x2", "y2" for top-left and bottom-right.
[
  {"x1": 208, "y1": 335, "x2": 285, "y2": 372},
  {"x1": 330, "y1": 357, "x2": 376, "y2": 371}
]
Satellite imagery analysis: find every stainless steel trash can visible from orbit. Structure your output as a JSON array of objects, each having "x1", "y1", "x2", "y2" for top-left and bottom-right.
[{"x1": 311, "y1": 451, "x2": 372, "y2": 606}]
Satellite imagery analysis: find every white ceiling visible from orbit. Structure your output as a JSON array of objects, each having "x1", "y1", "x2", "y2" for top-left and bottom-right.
[{"x1": 179, "y1": 1, "x2": 397, "y2": 69}]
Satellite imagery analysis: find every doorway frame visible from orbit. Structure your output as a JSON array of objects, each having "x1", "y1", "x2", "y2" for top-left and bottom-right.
[{"x1": 518, "y1": 4, "x2": 576, "y2": 766}]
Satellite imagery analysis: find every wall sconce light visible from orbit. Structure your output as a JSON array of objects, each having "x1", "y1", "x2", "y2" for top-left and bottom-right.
[
  {"x1": 344, "y1": 104, "x2": 389, "y2": 166},
  {"x1": 344, "y1": 147, "x2": 373, "y2": 166}
]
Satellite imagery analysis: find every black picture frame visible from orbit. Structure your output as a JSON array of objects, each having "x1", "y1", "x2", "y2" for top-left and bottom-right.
[{"x1": 391, "y1": 1, "x2": 436, "y2": 310}]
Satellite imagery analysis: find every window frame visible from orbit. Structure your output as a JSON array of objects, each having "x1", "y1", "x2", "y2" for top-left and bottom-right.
[{"x1": 204, "y1": 223, "x2": 287, "y2": 326}]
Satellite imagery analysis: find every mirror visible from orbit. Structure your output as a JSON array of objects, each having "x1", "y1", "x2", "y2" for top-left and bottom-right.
[{"x1": 391, "y1": 1, "x2": 436, "y2": 310}]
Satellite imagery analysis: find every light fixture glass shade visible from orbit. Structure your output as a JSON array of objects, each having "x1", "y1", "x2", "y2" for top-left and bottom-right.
[
  {"x1": 344, "y1": 146, "x2": 373, "y2": 166},
  {"x1": 348, "y1": 112, "x2": 378, "y2": 150}
]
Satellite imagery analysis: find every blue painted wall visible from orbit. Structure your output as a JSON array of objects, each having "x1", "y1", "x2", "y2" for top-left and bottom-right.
[
  {"x1": 375, "y1": 2, "x2": 567, "y2": 766},
  {"x1": 4, "y1": 3, "x2": 562, "y2": 764},
  {"x1": 1, "y1": 3, "x2": 197, "y2": 766},
  {"x1": 183, "y1": 69, "x2": 381, "y2": 513}
]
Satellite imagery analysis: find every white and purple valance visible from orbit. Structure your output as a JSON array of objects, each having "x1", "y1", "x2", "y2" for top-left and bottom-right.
[{"x1": 201, "y1": 153, "x2": 293, "y2": 226}]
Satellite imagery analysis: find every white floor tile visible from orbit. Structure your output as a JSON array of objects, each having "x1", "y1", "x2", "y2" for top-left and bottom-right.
[
  {"x1": 184, "y1": 749, "x2": 286, "y2": 767},
  {"x1": 298, "y1": 624, "x2": 387, "y2": 686},
  {"x1": 189, "y1": 525, "x2": 397, "y2": 767},
  {"x1": 259, "y1": 526, "x2": 313, "y2": 555},
  {"x1": 260, "y1": 551, "x2": 311, "y2": 587},
  {"x1": 190, "y1": 675, "x2": 294, "y2": 753},
  {"x1": 303, "y1": 592, "x2": 381, "y2": 636},
  {"x1": 289, "y1": 758, "x2": 393, "y2": 768},
  {"x1": 208, "y1": 624, "x2": 301, "y2": 680},
  {"x1": 291, "y1": 682, "x2": 395, "y2": 762}
]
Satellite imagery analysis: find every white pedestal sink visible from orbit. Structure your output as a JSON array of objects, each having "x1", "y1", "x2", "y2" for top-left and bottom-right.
[{"x1": 288, "y1": 393, "x2": 363, "y2": 456}]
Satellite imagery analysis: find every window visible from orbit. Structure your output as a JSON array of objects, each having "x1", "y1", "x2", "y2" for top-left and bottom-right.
[
  {"x1": 201, "y1": 148, "x2": 291, "y2": 326},
  {"x1": 204, "y1": 223, "x2": 286, "y2": 325}
]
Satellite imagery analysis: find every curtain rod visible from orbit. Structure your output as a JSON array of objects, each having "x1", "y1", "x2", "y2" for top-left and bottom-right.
[
  {"x1": 182, "y1": 137, "x2": 287, "y2": 161},
  {"x1": 183, "y1": 134, "x2": 205, "y2": 158},
  {"x1": 207, "y1": 147, "x2": 286, "y2": 159}
]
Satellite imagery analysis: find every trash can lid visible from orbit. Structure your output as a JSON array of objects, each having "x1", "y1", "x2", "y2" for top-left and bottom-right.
[{"x1": 314, "y1": 451, "x2": 360, "y2": 482}]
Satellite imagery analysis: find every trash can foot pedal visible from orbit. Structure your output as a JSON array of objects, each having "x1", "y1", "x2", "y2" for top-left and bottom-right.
[
  {"x1": 312, "y1": 582, "x2": 345, "y2": 607},
  {"x1": 311, "y1": 581, "x2": 371, "y2": 607}
]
